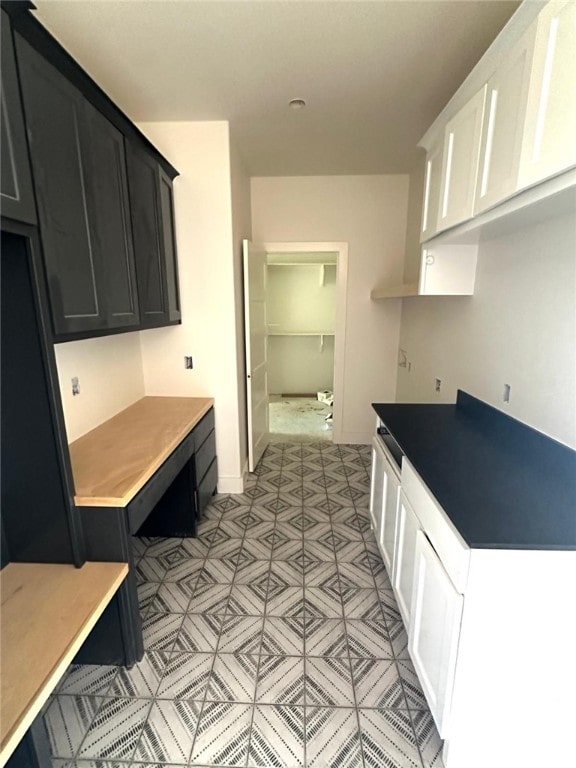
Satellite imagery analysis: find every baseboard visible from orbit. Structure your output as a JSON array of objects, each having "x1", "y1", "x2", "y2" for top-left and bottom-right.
[
  {"x1": 331, "y1": 430, "x2": 371, "y2": 446},
  {"x1": 217, "y1": 475, "x2": 245, "y2": 494}
]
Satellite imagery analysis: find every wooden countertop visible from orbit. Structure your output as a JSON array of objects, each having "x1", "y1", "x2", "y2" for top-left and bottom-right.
[
  {"x1": 0, "y1": 561, "x2": 128, "y2": 767},
  {"x1": 69, "y1": 396, "x2": 214, "y2": 507}
]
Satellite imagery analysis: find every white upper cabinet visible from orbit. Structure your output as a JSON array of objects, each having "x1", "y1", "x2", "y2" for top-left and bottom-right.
[
  {"x1": 518, "y1": 0, "x2": 576, "y2": 189},
  {"x1": 420, "y1": 135, "x2": 444, "y2": 242},
  {"x1": 474, "y1": 24, "x2": 537, "y2": 215},
  {"x1": 437, "y1": 87, "x2": 487, "y2": 232}
]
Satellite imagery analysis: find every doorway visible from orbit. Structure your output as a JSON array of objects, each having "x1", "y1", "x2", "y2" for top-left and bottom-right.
[{"x1": 264, "y1": 241, "x2": 348, "y2": 442}]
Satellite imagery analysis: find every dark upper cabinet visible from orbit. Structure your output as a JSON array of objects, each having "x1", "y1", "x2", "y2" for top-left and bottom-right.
[
  {"x1": 0, "y1": 10, "x2": 36, "y2": 225},
  {"x1": 127, "y1": 144, "x2": 181, "y2": 329},
  {"x1": 82, "y1": 101, "x2": 140, "y2": 331},
  {"x1": 16, "y1": 36, "x2": 140, "y2": 339}
]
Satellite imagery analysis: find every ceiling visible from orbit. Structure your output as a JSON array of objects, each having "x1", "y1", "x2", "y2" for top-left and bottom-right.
[{"x1": 33, "y1": 0, "x2": 519, "y2": 176}]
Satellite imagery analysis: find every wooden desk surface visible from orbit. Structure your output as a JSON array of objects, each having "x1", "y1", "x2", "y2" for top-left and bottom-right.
[
  {"x1": 69, "y1": 396, "x2": 214, "y2": 507},
  {"x1": 0, "y1": 561, "x2": 128, "y2": 767}
]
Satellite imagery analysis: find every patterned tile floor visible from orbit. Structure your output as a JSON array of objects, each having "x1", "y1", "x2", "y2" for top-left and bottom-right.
[{"x1": 46, "y1": 441, "x2": 444, "y2": 768}]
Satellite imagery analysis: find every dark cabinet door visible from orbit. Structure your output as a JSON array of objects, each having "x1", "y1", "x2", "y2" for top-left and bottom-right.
[
  {"x1": 16, "y1": 35, "x2": 105, "y2": 337},
  {"x1": 0, "y1": 11, "x2": 36, "y2": 225},
  {"x1": 82, "y1": 102, "x2": 140, "y2": 330},
  {"x1": 16, "y1": 36, "x2": 140, "y2": 338},
  {"x1": 127, "y1": 144, "x2": 181, "y2": 328}
]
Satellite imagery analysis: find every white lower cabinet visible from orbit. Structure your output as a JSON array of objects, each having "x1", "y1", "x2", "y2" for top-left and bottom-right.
[
  {"x1": 392, "y1": 491, "x2": 421, "y2": 627},
  {"x1": 370, "y1": 436, "x2": 400, "y2": 574},
  {"x1": 408, "y1": 530, "x2": 463, "y2": 738}
]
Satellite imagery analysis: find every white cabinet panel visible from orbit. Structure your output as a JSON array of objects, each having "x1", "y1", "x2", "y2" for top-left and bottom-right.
[
  {"x1": 369, "y1": 439, "x2": 386, "y2": 537},
  {"x1": 519, "y1": 0, "x2": 576, "y2": 189},
  {"x1": 370, "y1": 436, "x2": 400, "y2": 575},
  {"x1": 409, "y1": 530, "x2": 463, "y2": 738},
  {"x1": 420, "y1": 136, "x2": 443, "y2": 242},
  {"x1": 380, "y1": 459, "x2": 400, "y2": 574},
  {"x1": 474, "y1": 24, "x2": 537, "y2": 215},
  {"x1": 392, "y1": 492, "x2": 421, "y2": 627},
  {"x1": 437, "y1": 87, "x2": 486, "y2": 232}
]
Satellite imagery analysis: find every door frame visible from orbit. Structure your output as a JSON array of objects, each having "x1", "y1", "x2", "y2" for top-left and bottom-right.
[{"x1": 262, "y1": 241, "x2": 348, "y2": 443}]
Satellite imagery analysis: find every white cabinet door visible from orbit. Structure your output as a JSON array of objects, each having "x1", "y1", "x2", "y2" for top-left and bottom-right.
[
  {"x1": 409, "y1": 530, "x2": 463, "y2": 738},
  {"x1": 370, "y1": 437, "x2": 400, "y2": 575},
  {"x1": 380, "y1": 457, "x2": 400, "y2": 575},
  {"x1": 474, "y1": 23, "x2": 537, "y2": 215},
  {"x1": 437, "y1": 87, "x2": 487, "y2": 233},
  {"x1": 370, "y1": 438, "x2": 386, "y2": 538},
  {"x1": 392, "y1": 492, "x2": 420, "y2": 627},
  {"x1": 420, "y1": 136, "x2": 443, "y2": 242},
  {"x1": 518, "y1": 0, "x2": 576, "y2": 189}
]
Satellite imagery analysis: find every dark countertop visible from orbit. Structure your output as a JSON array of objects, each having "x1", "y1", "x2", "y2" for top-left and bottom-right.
[{"x1": 372, "y1": 391, "x2": 576, "y2": 550}]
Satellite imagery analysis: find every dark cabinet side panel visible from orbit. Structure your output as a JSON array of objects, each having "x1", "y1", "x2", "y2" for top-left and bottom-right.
[
  {"x1": 16, "y1": 35, "x2": 104, "y2": 336},
  {"x1": 158, "y1": 168, "x2": 181, "y2": 323},
  {"x1": 82, "y1": 102, "x2": 140, "y2": 329},
  {"x1": 0, "y1": 10, "x2": 36, "y2": 225},
  {"x1": 1, "y1": 230, "x2": 83, "y2": 563}
]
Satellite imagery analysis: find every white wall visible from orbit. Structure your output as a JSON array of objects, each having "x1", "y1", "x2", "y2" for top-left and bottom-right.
[
  {"x1": 268, "y1": 335, "x2": 335, "y2": 395},
  {"x1": 54, "y1": 332, "x2": 145, "y2": 442},
  {"x1": 251, "y1": 175, "x2": 409, "y2": 443},
  {"x1": 267, "y1": 263, "x2": 336, "y2": 394},
  {"x1": 397, "y1": 210, "x2": 576, "y2": 448},
  {"x1": 229, "y1": 137, "x2": 252, "y2": 481},
  {"x1": 135, "y1": 121, "x2": 246, "y2": 492}
]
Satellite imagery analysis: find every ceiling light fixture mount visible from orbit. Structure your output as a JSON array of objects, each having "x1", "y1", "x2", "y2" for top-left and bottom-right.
[{"x1": 289, "y1": 98, "x2": 306, "y2": 110}]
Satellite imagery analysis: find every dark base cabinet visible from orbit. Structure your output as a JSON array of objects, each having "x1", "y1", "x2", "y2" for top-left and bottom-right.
[{"x1": 77, "y1": 407, "x2": 218, "y2": 666}]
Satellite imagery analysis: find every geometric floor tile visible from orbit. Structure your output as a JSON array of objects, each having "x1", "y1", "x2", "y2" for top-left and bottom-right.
[
  {"x1": 345, "y1": 618, "x2": 394, "y2": 658},
  {"x1": 358, "y1": 708, "x2": 422, "y2": 768},
  {"x1": 397, "y1": 658, "x2": 428, "y2": 709},
  {"x1": 305, "y1": 618, "x2": 349, "y2": 657},
  {"x1": 248, "y1": 705, "x2": 305, "y2": 767},
  {"x1": 57, "y1": 665, "x2": 118, "y2": 696},
  {"x1": 44, "y1": 695, "x2": 101, "y2": 758},
  {"x1": 256, "y1": 656, "x2": 305, "y2": 705},
  {"x1": 189, "y1": 702, "x2": 252, "y2": 767},
  {"x1": 341, "y1": 588, "x2": 384, "y2": 620},
  {"x1": 305, "y1": 706, "x2": 364, "y2": 767},
  {"x1": 305, "y1": 657, "x2": 355, "y2": 706},
  {"x1": 351, "y1": 659, "x2": 407, "y2": 708},
  {"x1": 206, "y1": 654, "x2": 259, "y2": 702},
  {"x1": 44, "y1": 442, "x2": 442, "y2": 768},
  {"x1": 141, "y1": 613, "x2": 184, "y2": 652},
  {"x1": 132, "y1": 699, "x2": 201, "y2": 764},
  {"x1": 173, "y1": 614, "x2": 223, "y2": 652},
  {"x1": 77, "y1": 698, "x2": 151, "y2": 760},
  {"x1": 217, "y1": 616, "x2": 264, "y2": 654},
  {"x1": 107, "y1": 651, "x2": 169, "y2": 698},
  {"x1": 410, "y1": 709, "x2": 445, "y2": 768},
  {"x1": 261, "y1": 616, "x2": 305, "y2": 656},
  {"x1": 156, "y1": 652, "x2": 213, "y2": 700}
]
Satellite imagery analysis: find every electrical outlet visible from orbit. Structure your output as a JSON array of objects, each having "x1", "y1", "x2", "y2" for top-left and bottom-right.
[
  {"x1": 435, "y1": 378, "x2": 442, "y2": 393},
  {"x1": 72, "y1": 376, "x2": 80, "y2": 396},
  {"x1": 184, "y1": 356, "x2": 194, "y2": 370},
  {"x1": 503, "y1": 383, "x2": 511, "y2": 403}
]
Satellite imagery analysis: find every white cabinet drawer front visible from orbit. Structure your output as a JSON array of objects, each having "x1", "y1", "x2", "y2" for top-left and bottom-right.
[
  {"x1": 409, "y1": 530, "x2": 464, "y2": 738},
  {"x1": 401, "y1": 459, "x2": 470, "y2": 593}
]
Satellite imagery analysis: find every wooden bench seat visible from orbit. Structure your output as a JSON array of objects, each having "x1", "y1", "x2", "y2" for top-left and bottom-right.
[{"x1": 0, "y1": 561, "x2": 128, "y2": 767}]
